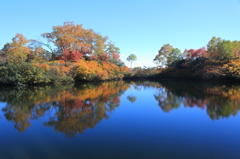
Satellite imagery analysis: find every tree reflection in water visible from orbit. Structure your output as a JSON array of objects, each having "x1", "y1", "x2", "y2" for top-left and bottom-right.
[
  {"x1": 2, "y1": 80, "x2": 240, "y2": 136},
  {"x1": 127, "y1": 81, "x2": 240, "y2": 120},
  {"x1": 150, "y1": 81, "x2": 240, "y2": 120},
  {"x1": 0, "y1": 81, "x2": 129, "y2": 137},
  {"x1": 154, "y1": 88, "x2": 182, "y2": 112}
]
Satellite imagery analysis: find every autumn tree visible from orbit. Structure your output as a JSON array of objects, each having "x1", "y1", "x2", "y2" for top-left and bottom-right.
[
  {"x1": 2, "y1": 33, "x2": 31, "y2": 63},
  {"x1": 191, "y1": 47, "x2": 208, "y2": 58},
  {"x1": 92, "y1": 34, "x2": 108, "y2": 59},
  {"x1": 183, "y1": 47, "x2": 208, "y2": 60},
  {"x1": 154, "y1": 44, "x2": 172, "y2": 67},
  {"x1": 105, "y1": 41, "x2": 124, "y2": 67},
  {"x1": 41, "y1": 21, "x2": 122, "y2": 63},
  {"x1": 106, "y1": 41, "x2": 120, "y2": 61},
  {"x1": 41, "y1": 21, "x2": 97, "y2": 60},
  {"x1": 182, "y1": 49, "x2": 191, "y2": 60},
  {"x1": 154, "y1": 44, "x2": 182, "y2": 67},
  {"x1": 60, "y1": 48, "x2": 83, "y2": 62},
  {"x1": 127, "y1": 53, "x2": 137, "y2": 68},
  {"x1": 153, "y1": 55, "x2": 163, "y2": 68}
]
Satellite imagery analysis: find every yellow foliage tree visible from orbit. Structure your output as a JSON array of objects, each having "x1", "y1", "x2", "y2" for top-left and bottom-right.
[{"x1": 2, "y1": 33, "x2": 30, "y2": 63}]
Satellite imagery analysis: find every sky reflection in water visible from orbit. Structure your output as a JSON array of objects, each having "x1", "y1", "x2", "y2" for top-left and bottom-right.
[{"x1": 0, "y1": 81, "x2": 240, "y2": 159}]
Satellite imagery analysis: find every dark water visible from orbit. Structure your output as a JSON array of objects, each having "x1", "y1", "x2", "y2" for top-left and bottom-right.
[{"x1": 1, "y1": 81, "x2": 240, "y2": 159}]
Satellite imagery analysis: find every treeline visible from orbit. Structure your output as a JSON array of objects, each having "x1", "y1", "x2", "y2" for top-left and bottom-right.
[
  {"x1": 152, "y1": 37, "x2": 240, "y2": 80},
  {"x1": 0, "y1": 22, "x2": 131, "y2": 85},
  {"x1": 2, "y1": 22, "x2": 240, "y2": 84}
]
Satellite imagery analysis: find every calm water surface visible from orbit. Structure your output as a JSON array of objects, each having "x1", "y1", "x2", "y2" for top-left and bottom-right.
[{"x1": 0, "y1": 81, "x2": 240, "y2": 159}]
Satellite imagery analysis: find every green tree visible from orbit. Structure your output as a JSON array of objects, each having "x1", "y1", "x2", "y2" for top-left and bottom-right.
[
  {"x1": 127, "y1": 53, "x2": 137, "y2": 68},
  {"x1": 218, "y1": 40, "x2": 234, "y2": 59},
  {"x1": 207, "y1": 37, "x2": 223, "y2": 59},
  {"x1": 207, "y1": 37, "x2": 238, "y2": 59},
  {"x1": 167, "y1": 48, "x2": 182, "y2": 65},
  {"x1": 207, "y1": 37, "x2": 240, "y2": 59}
]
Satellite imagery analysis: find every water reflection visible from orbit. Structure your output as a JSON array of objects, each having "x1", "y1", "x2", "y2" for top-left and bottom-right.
[
  {"x1": 127, "y1": 95, "x2": 137, "y2": 103},
  {"x1": 1, "y1": 80, "x2": 240, "y2": 136},
  {"x1": 150, "y1": 81, "x2": 240, "y2": 120},
  {"x1": 0, "y1": 81, "x2": 129, "y2": 137},
  {"x1": 154, "y1": 89, "x2": 182, "y2": 112}
]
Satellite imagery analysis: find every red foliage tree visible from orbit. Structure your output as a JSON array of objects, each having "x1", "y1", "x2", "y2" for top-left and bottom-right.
[
  {"x1": 234, "y1": 49, "x2": 239, "y2": 57},
  {"x1": 188, "y1": 47, "x2": 208, "y2": 59},
  {"x1": 61, "y1": 48, "x2": 84, "y2": 62},
  {"x1": 193, "y1": 47, "x2": 208, "y2": 58},
  {"x1": 111, "y1": 52, "x2": 120, "y2": 60}
]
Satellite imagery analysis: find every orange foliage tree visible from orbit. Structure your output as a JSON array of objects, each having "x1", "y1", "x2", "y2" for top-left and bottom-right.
[{"x1": 41, "y1": 21, "x2": 110, "y2": 61}]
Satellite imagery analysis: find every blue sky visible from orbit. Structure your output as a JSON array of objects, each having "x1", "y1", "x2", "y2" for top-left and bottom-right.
[{"x1": 1, "y1": 0, "x2": 240, "y2": 67}]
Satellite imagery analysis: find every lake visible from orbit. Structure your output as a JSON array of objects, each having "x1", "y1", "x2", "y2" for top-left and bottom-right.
[{"x1": 0, "y1": 80, "x2": 240, "y2": 159}]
